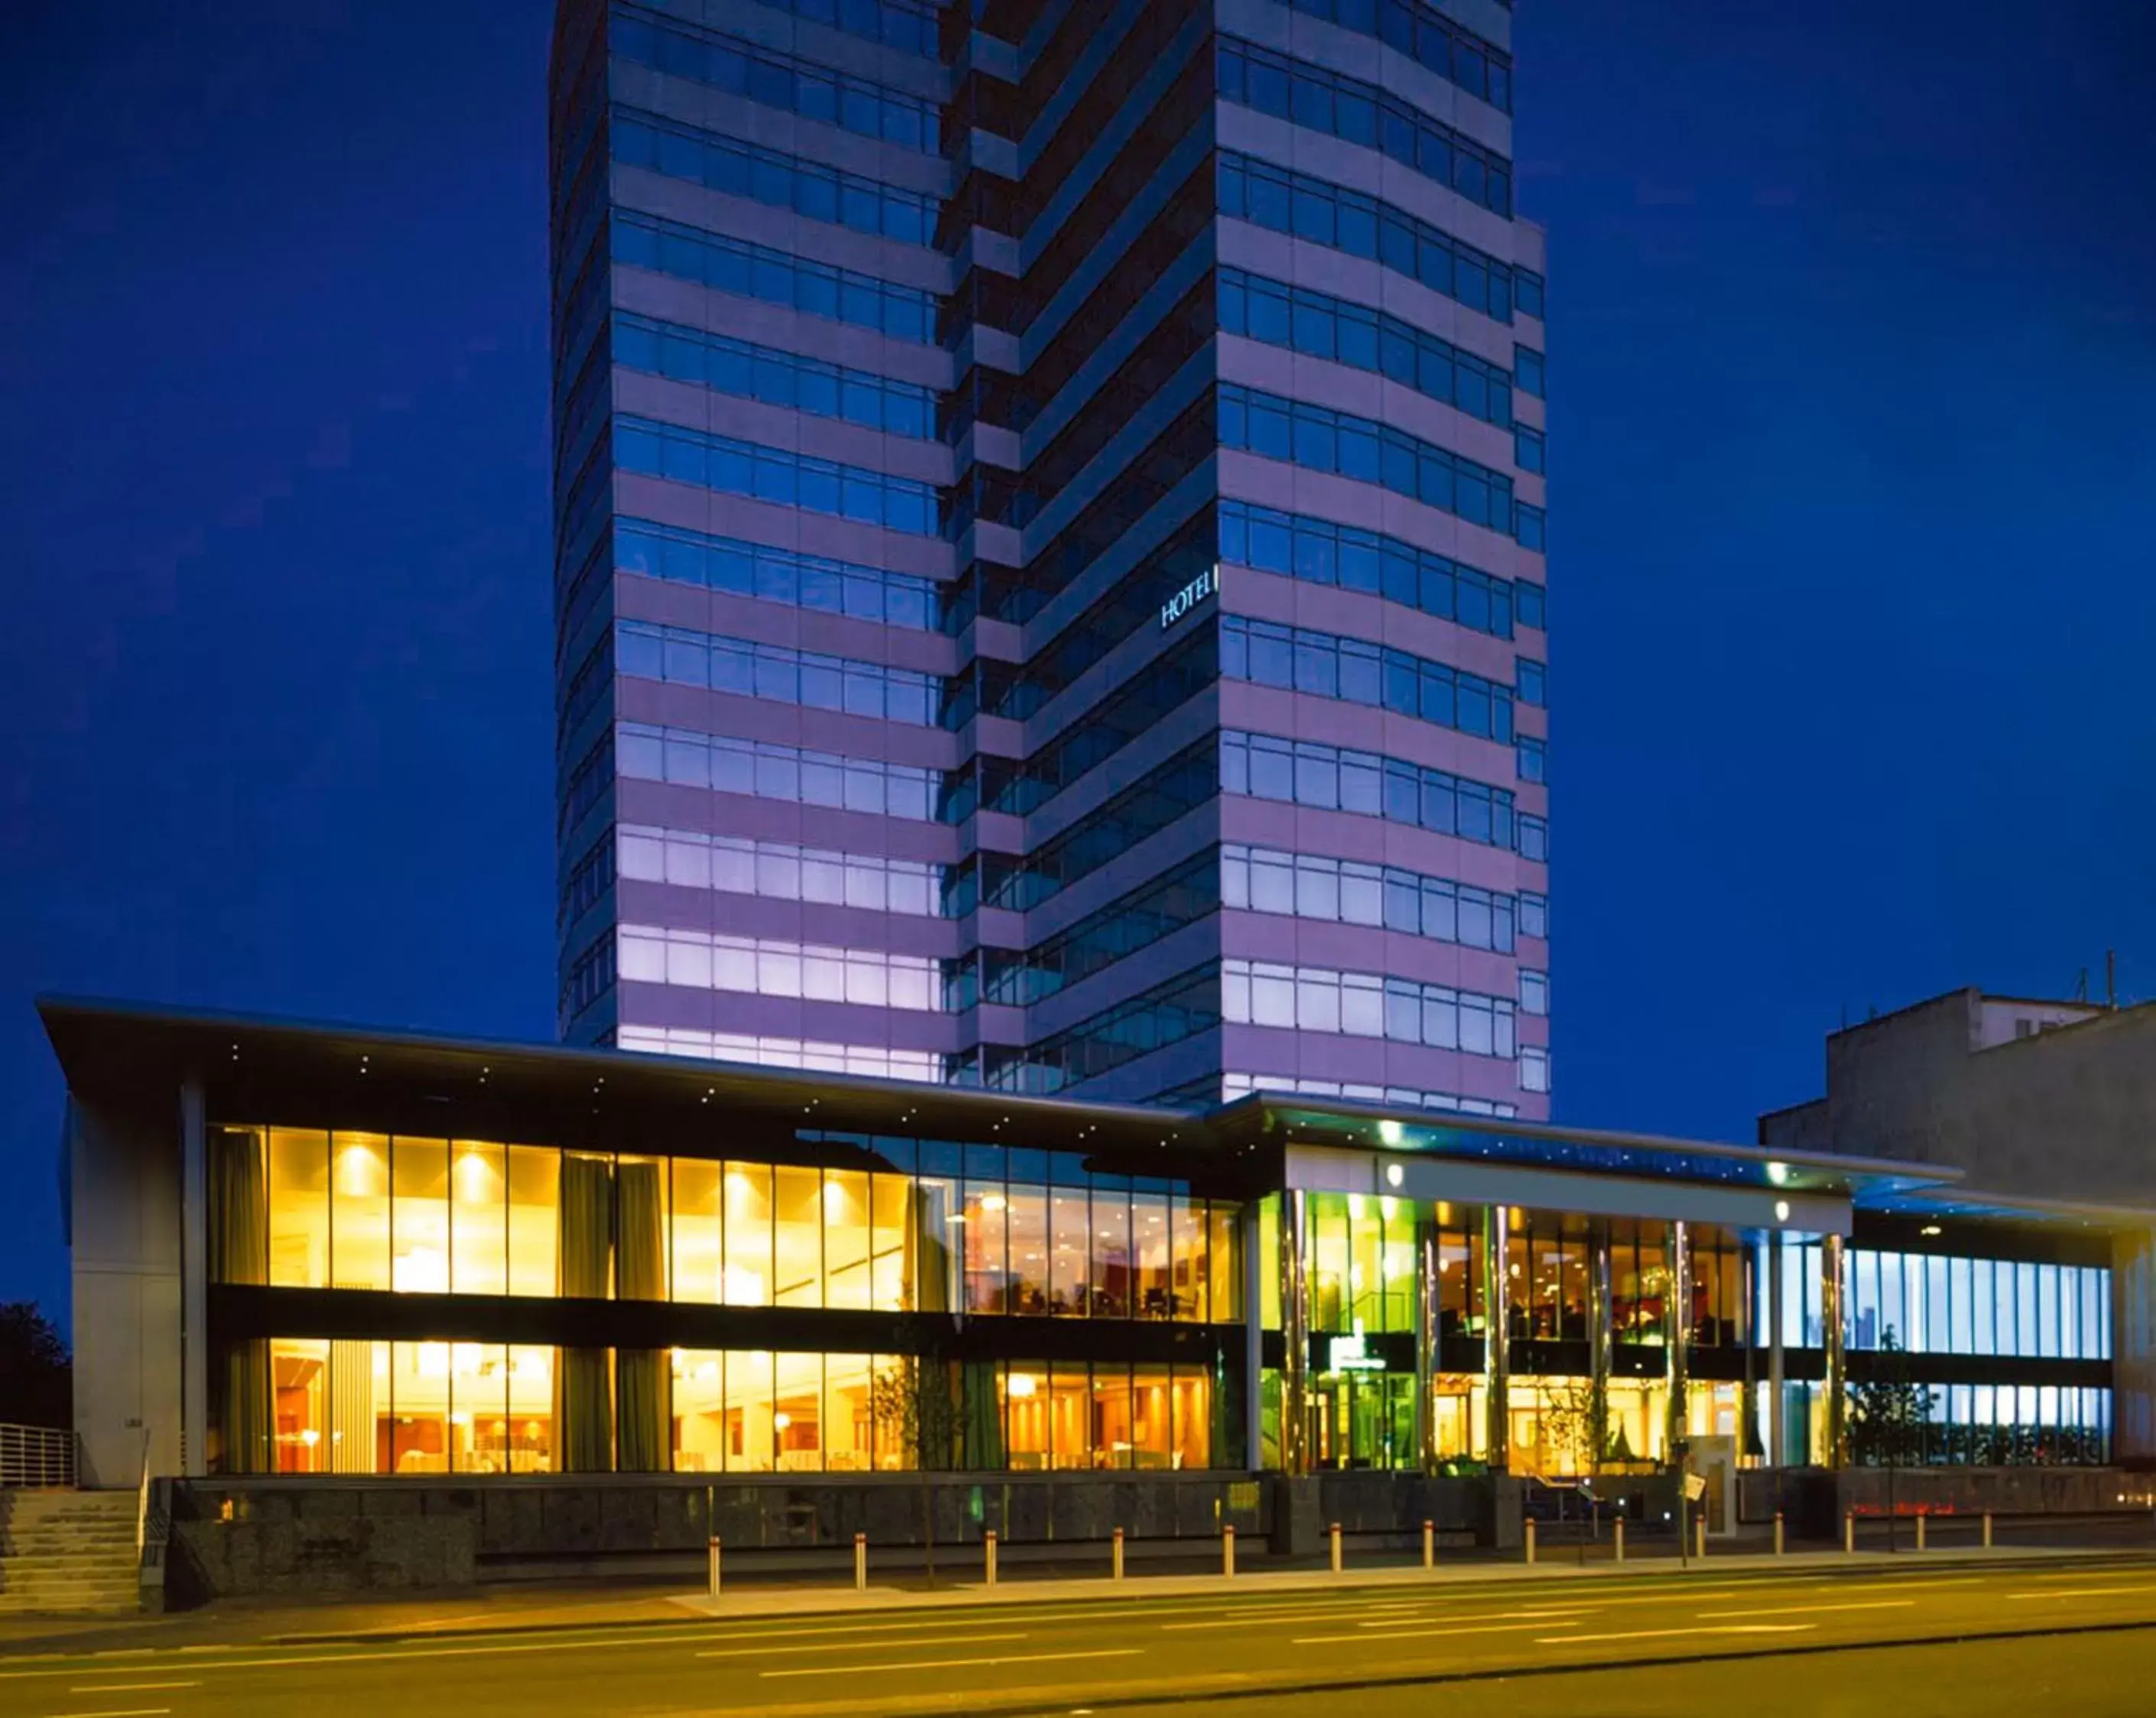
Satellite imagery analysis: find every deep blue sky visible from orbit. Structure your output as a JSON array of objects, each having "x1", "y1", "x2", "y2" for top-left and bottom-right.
[{"x1": 3, "y1": 2, "x2": 2152, "y2": 1318}]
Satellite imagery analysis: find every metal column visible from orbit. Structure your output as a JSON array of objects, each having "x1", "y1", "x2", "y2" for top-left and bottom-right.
[
  {"x1": 1823, "y1": 1232, "x2": 1849, "y2": 1469},
  {"x1": 1416, "y1": 1216, "x2": 1440, "y2": 1473},
  {"x1": 1281, "y1": 1189, "x2": 1310, "y2": 1477},
  {"x1": 180, "y1": 1074, "x2": 209, "y2": 1478},
  {"x1": 1482, "y1": 1204, "x2": 1511, "y2": 1471},
  {"x1": 1242, "y1": 1201, "x2": 1265, "y2": 1471},
  {"x1": 1739, "y1": 1238, "x2": 1758, "y2": 1461},
  {"x1": 1768, "y1": 1231, "x2": 1786, "y2": 1466},
  {"x1": 1665, "y1": 1219, "x2": 1692, "y2": 1460},
  {"x1": 1588, "y1": 1220, "x2": 1613, "y2": 1466}
]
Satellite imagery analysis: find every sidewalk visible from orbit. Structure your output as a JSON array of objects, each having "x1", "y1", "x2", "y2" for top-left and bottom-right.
[
  {"x1": 4, "y1": 1538, "x2": 2141, "y2": 1659},
  {"x1": 666, "y1": 1540, "x2": 2124, "y2": 1622}
]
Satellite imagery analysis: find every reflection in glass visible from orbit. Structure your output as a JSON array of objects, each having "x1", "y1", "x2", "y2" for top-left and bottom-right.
[
  {"x1": 268, "y1": 1129, "x2": 328, "y2": 1287},
  {"x1": 964, "y1": 1181, "x2": 1008, "y2": 1314},
  {"x1": 824, "y1": 1170, "x2": 872, "y2": 1309},
  {"x1": 774, "y1": 1165, "x2": 822, "y2": 1307},
  {"x1": 332, "y1": 1132, "x2": 391, "y2": 1291},
  {"x1": 1091, "y1": 1184, "x2": 1131, "y2": 1318},
  {"x1": 508, "y1": 1146, "x2": 559, "y2": 1296},
  {"x1": 724, "y1": 1163, "x2": 774, "y2": 1305},
  {"x1": 271, "y1": 1337, "x2": 327, "y2": 1473},
  {"x1": 1007, "y1": 1185, "x2": 1048, "y2": 1315},
  {"x1": 450, "y1": 1142, "x2": 508, "y2": 1296},
  {"x1": 1049, "y1": 1188, "x2": 1087, "y2": 1315},
  {"x1": 1135, "y1": 1190, "x2": 1172, "y2": 1320},
  {"x1": 391, "y1": 1138, "x2": 450, "y2": 1294},
  {"x1": 672, "y1": 1159, "x2": 723, "y2": 1304},
  {"x1": 870, "y1": 1174, "x2": 910, "y2": 1310}
]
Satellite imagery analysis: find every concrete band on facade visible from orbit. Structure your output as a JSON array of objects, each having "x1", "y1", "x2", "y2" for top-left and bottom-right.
[{"x1": 46, "y1": 996, "x2": 2153, "y2": 1554}]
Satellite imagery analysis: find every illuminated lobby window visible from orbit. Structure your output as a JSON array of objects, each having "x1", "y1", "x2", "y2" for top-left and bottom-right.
[
  {"x1": 239, "y1": 1124, "x2": 1242, "y2": 1323},
  {"x1": 250, "y1": 1338, "x2": 557, "y2": 1476}
]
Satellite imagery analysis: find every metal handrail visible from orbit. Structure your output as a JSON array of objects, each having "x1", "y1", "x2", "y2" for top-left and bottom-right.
[
  {"x1": 0, "y1": 1422, "x2": 76, "y2": 1489},
  {"x1": 136, "y1": 1427, "x2": 152, "y2": 1554}
]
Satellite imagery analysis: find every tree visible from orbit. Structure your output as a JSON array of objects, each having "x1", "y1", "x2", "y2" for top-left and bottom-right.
[
  {"x1": 1537, "y1": 1375, "x2": 1609, "y2": 1476},
  {"x1": 1849, "y1": 1327, "x2": 1933, "y2": 1469},
  {"x1": 0, "y1": 1302, "x2": 71, "y2": 1430},
  {"x1": 870, "y1": 1340, "x2": 959, "y2": 1584}
]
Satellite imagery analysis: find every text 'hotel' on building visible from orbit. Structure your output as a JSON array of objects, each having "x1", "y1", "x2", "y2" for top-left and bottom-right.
[{"x1": 549, "y1": 0, "x2": 1554, "y2": 1116}]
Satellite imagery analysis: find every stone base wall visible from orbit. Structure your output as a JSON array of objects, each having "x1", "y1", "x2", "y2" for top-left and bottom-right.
[
  {"x1": 165, "y1": 1471, "x2": 1508, "y2": 1603},
  {"x1": 1738, "y1": 1465, "x2": 2150, "y2": 1528},
  {"x1": 1838, "y1": 1465, "x2": 2154, "y2": 1517}
]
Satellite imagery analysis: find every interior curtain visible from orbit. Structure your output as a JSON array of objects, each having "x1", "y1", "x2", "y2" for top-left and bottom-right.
[
  {"x1": 555, "y1": 1349, "x2": 614, "y2": 1473},
  {"x1": 1210, "y1": 1351, "x2": 1242, "y2": 1471},
  {"x1": 207, "y1": 1129, "x2": 272, "y2": 1473},
  {"x1": 557, "y1": 1154, "x2": 616, "y2": 1470},
  {"x1": 911, "y1": 1184, "x2": 951, "y2": 1313},
  {"x1": 218, "y1": 1337, "x2": 271, "y2": 1473},
  {"x1": 329, "y1": 1338, "x2": 373, "y2": 1474},
  {"x1": 560, "y1": 1153, "x2": 614, "y2": 1297},
  {"x1": 615, "y1": 1159, "x2": 667, "y2": 1470},
  {"x1": 615, "y1": 1349, "x2": 667, "y2": 1472},
  {"x1": 961, "y1": 1362, "x2": 1004, "y2": 1471},
  {"x1": 209, "y1": 1128, "x2": 268, "y2": 1285}
]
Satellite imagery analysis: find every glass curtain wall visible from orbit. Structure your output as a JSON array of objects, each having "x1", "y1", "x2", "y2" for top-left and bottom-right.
[
  {"x1": 215, "y1": 1122, "x2": 1245, "y2": 1474},
  {"x1": 232, "y1": 1125, "x2": 1242, "y2": 1323}
]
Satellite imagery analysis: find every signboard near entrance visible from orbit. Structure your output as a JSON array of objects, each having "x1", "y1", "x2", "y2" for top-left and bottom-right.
[{"x1": 1326, "y1": 1333, "x2": 1387, "y2": 1373}]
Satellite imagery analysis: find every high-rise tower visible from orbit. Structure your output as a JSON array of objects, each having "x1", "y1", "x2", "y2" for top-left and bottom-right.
[{"x1": 550, "y1": 0, "x2": 1550, "y2": 1117}]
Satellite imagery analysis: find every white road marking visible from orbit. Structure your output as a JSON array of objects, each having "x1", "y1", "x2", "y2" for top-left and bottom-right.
[
  {"x1": 2006, "y1": 1587, "x2": 2156, "y2": 1600},
  {"x1": 1294, "y1": 1621, "x2": 1580, "y2": 1645},
  {"x1": 1696, "y1": 1600, "x2": 1916, "y2": 1619},
  {"x1": 1355, "y1": 1609, "x2": 1585, "y2": 1627},
  {"x1": 696, "y1": 1631, "x2": 1024, "y2": 1660},
  {"x1": 761, "y1": 1648, "x2": 1144, "y2": 1679},
  {"x1": 43, "y1": 1709, "x2": 171, "y2": 1717},
  {"x1": 67, "y1": 1685, "x2": 201, "y2": 1694},
  {"x1": 1163, "y1": 1603, "x2": 1469, "y2": 1632},
  {"x1": 1540, "y1": 1624, "x2": 1816, "y2": 1645}
]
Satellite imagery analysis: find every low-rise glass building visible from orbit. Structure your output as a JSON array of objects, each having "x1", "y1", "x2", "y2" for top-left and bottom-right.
[{"x1": 40, "y1": 999, "x2": 2149, "y2": 1491}]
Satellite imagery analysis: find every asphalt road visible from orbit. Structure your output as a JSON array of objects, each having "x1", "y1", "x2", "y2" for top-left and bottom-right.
[{"x1": 6, "y1": 1557, "x2": 2156, "y2": 1718}]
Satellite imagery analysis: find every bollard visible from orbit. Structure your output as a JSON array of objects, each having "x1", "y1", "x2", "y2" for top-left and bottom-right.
[
  {"x1": 854, "y1": 1531, "x2": 868, "y2": 1592},
  {"x1": 1112, "y1": 1527, "x2": 1125, "y2": 1581},
  {"x1": 1223, "y1": 1523, "x2": 1237, "y2": 1579},
  {"x1": 1774, "y1": 1512, "x2": 1784, "y2": 1557},
  {"x1": 1422, "y1": 1518, "x2": 1435, "y2": 1570},
  {"x1": 1330, "y1": 1522, "x2": 1343, "y2": 1573},
  {"x1": 1524, "y1": 1517, "x2": 1537, "y2": 1566},
  {"x1": 1983, "y1": 1511, "x2": 1993, "y2": 1551},
  {"x1": 1613, "y1": 1515, "x2": 1625, "y2": 1564},
  {"x1": 985, "y1": 1529, "x2": 998, "y2": 1586},
  {"x1": 1695, "y1": 1513, "x2": 1707, "y2": 1563},
  {"x1": 1845, "y1": 1512, "x2": 1856, "y2": 1555},
  {"x1": 707, "y1": 1535, "x2": 722, "y2": 1598},
  {"x1": 1915, "y1": 1513, "x2": 1926, "y2": 1554}
]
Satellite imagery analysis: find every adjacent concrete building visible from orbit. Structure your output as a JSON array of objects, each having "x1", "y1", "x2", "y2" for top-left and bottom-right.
[
  {"x1": 1758, "y1": 988, "x2": 2156, "y2": 1208},
  {"x1": 1761, "y1": 986, "x2": 2156, "y2": 1460},
  {"x1": 550, "y1": 0, "x2": 1554, "y2": 1118}
]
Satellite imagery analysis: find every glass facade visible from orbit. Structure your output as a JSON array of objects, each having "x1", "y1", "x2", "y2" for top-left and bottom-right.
[
  {"x1": 219, "y1": 1124, "x2": 1242, "y2": 1318},
  {"x1": 210, "y1": 1107, "x2": 2116, "y2": 1477},
  {"x1": 208, "y1": 1121, "x2": 1245, "y2": 1476}
]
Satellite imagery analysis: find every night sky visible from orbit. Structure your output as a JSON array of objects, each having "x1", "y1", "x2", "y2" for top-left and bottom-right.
[{"x1": 3, "y1": 2, "x2": 2152, "y2": 1317}]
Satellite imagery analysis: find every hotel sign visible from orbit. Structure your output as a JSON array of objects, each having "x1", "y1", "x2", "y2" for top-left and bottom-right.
[{"x1": 1159, "y1": 564, "x2": 1221, "y2": 630}]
